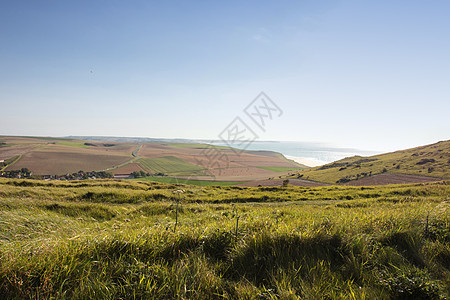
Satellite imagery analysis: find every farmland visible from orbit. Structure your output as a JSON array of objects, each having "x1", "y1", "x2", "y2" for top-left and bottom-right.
[
  {"x1": 0, "y1": 136, "x2": 136, "y2": 175},
  {"x1": 0, "y1": 136, "x2": 305, "y2": 180},
  {"x1": 135, "y1": 143, "x2": 306, "y2": 181},
  {"x1": 136, "y1": 156, "x2": 207, "y2": 176},
  {"x1": 7, "y1": 149, "x2": 131, "y2": 175},
  {"x1": 1, "y1": 136, "x2": 448, "y2": 186},
  {"x1": 0, "y1": 178, "x2": 449, "y2": 299}
]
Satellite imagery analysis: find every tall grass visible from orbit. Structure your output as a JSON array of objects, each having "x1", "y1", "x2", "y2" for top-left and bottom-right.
[{"x1": 0, "y1": 178, "x2": 449, "y2": 298}]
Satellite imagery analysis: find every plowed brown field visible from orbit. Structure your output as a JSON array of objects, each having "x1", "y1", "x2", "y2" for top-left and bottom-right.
[{"x1": 343, "y1": 173, "x2": 444, "y2": 186}]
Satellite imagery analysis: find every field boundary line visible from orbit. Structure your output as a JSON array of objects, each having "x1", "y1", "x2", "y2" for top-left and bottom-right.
[
  {"x1": 102, "y1": 144, "x2": 143, "y2": 172},
  {"x1": 1, "y1": 154, "x2": 22, "y2": 171}
]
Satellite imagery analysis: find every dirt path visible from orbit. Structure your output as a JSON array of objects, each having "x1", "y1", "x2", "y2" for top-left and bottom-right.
[
  {"x1": 103, "y1": 144, "x2": 142, "y2": 172},
  {"x1": 1, "y1": 143, "x2": 49, "y2": 171}
]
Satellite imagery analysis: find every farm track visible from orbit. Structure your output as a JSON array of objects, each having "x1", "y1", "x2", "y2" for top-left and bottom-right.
[
  {"x1": 103, "y1": 144, "x2": 142, "y2": 172},
  {"x1": 0, "y1": 155, "x2": 22, "y2": 171},
  {"x1": 1, "y1": 143, "x2": 49, "y2": 171}
]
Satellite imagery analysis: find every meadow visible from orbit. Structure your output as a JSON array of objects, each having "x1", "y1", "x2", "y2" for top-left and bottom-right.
[
  {"x1": 0, "y1": 178, "x2": 449, "y2": 299},
  {"x1": 55, "y1": 141, "x2": 89, "y2": 148}
]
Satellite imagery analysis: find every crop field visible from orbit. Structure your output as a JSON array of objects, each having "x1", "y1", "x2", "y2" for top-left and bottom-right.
[
  {"x1": 0, "y1": 144, "x2": 42, "y2": 161},
  {"x1": 0, "y1": 137, "x2": 140, "y2": 175},
  {"x1": 1, "y1": 136, "x2": 303, "y2": 180},
  {"x1": 6, "y1": 149, "x2": 131, "y2": 175},
  {"x1": 137, "y1": 143, "x2": 303, "y2": 181},
  {"x1": 0, "y1": 178, "x2": 449, "y2": 299},
  {"x1": 137, "y1": 156, "x2": 207, "y2": 176},
  {"x1": 111, "y1": 163, "x2": 147, "y2": 175},
  {"x1": 343, "y1": 173, "x2": 444, "y2": 186}
]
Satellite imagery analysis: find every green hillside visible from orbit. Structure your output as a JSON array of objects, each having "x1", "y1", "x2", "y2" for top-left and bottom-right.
[{"x1": 293, "y1": 140, "x2": 450, "y2": 184}]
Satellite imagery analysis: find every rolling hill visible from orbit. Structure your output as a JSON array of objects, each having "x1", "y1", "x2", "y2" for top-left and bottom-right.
[
  {"x1": 291, "y1": 140, "x2": 450, "y2": 184},
  {"x1": 0, "y1": 136, "x2": 306, "y2": 181}
]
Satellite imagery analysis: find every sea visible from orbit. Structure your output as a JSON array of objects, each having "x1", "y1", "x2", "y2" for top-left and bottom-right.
[{"x1": 212, "y1": 141, "x2": 380, "y2": 167}]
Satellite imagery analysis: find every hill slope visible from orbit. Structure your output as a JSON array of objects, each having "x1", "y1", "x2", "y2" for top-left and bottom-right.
[
  {"x1": 292, "y1": 140, "x2": 450, "y2": 184},
  {"x1": 0, "y1": 136, "x2": 306, "y2": 180}
]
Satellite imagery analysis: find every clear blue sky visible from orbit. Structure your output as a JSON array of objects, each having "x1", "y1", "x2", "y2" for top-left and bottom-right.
[{"x1": 1, "y1": 0, "x2": 449, "y2": 151}]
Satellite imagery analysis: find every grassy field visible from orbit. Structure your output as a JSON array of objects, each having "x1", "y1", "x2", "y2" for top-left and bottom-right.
[
  {"x1": 56, "y1": 141, "x2": 89, "y2": 148},
  {"x1": 133, "y1": 176, "x2": 244, "y2": 186},
  {"x1": 164, "y1": 143, "x2": 233, "y2": 150},
  {"x1": 137, "y1": 156, "x2": 207, "y2": 176},
  {"x1": 294, "y1": 140, "x2": 450, "y2": 184},
  {"x1": 0, "y1": 178, "x2": 449, "y2": 299},
  {"x1": 18, "y1": 136, "x2": 73, "y2": 141}
]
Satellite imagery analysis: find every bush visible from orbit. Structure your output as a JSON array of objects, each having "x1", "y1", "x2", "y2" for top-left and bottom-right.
[
  {"x1": 131, "y1": 171, "x2": 149, "y2": 178},
  {"x1": 417, "y1": 159, "x2": 436, "y2": 165}
]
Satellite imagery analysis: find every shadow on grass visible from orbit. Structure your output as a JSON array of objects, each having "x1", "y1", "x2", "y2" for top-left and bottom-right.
[
  {"x1": 226, "y1": 233, "x2": 348, "y2": 286},
  {"x1": 379, "y1": 231, "x2": 426, "y2": 268}
]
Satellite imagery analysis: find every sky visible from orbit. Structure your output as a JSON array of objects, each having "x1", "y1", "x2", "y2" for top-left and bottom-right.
[{"x1": 1, "y1": 0, "x2": 449, "y2": 152}]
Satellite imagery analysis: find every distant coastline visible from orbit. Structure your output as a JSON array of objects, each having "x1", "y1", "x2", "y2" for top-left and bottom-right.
[
  {"x1": 212, "y1": 141, "x2": 379, "y2": 166},
  {"x1": 66, "y1": 136, "x2": 379, "y2": 166},
  {"x1": 284, "y1": 155, "x2": 323, "y2": 167}
]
